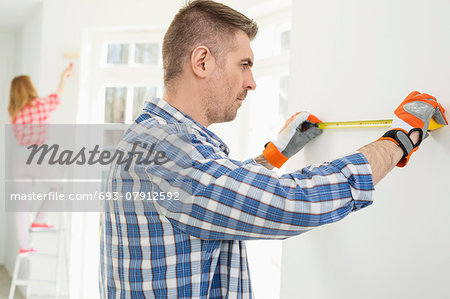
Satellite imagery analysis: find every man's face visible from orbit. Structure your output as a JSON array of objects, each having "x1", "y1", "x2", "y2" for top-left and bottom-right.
[{"x1": 204, "y1": 30, "x2": 257, "y2": 125}]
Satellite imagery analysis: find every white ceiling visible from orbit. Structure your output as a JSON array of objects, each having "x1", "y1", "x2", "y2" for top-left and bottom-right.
[{"x1": 0, "y1": 0, "x2": 42, "y2": 28}]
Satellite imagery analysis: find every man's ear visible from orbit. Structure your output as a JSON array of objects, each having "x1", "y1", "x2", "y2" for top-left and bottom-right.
[{"x1": 190, "y1": 46, "x2": 214, "y2": 78}]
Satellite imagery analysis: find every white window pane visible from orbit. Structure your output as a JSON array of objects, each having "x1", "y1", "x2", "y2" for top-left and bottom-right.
[
  {"x1": 133, "y1": 86, "x2": 157, "y2": 120},
  {"x1": 135, "y1": 43, "x2": 159, "y2": 64},
  {"x1": 280, "y1": 30, "x2": 290, "y2": 51},
  {"x1": 107, "y1": 44, "x2": 129, "y2": 64},
  {"x1": 105, "y1": 87, "x2": 127, "y2": 123}
]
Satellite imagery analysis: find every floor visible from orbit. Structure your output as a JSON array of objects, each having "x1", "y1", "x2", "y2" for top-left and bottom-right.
[{"x1": 0, "y1": 266, "x2": 24, "y2": 299}]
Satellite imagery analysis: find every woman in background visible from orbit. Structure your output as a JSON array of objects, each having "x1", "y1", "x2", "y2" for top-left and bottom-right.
[{"x1": 8, "y1": 63, "x2": 73, "y2": 254}]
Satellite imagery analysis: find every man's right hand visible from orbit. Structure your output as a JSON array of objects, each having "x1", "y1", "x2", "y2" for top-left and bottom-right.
[
  {"x1": 379, "y1": 91, "x2": 448, "y2": 167},
  {"x1": 263, "y1": 112, "x2": 322, "y2": 168}
]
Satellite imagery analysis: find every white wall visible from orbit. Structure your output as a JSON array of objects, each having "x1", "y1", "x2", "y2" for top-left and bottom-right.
[
  {"x1": 0, "y1": 30, "x2": 17, "y2": 266},
  {"x1": 281, "y1": 0, "x2": 450, "y2": 298},
  {"x1": 16, "y1": 3, "x2": 43, "y2": 85}
]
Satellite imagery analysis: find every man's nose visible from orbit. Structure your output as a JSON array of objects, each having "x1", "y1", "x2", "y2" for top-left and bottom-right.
[{"x1": 244, "y1": 71, "x2": 257, "y2": 90}]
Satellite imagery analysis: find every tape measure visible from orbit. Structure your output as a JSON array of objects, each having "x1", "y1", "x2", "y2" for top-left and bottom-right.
[{"x1": 317, "y1": 118, "x2": 444, "y2": 131}]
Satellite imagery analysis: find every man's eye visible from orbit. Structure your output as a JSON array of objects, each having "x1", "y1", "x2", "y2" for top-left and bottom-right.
[{"x1": 241, "y1": 64, "x2": 249, "y2": 69}]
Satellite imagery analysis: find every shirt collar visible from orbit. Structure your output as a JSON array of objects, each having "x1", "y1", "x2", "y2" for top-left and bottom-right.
[{"x1": 142, "y1": 98, "x2": 230, "y2": 155}]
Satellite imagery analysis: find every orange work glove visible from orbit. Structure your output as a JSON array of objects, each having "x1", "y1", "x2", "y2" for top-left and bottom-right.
[
  {"x1": 379, "y1": 91, "x2": 448, "y2": 167},
  {"x1": 263, "y1": 112, "x2": 322, "y2": 168}
]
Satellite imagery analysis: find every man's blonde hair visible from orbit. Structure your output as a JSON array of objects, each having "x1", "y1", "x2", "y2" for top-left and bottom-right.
[{"x1": 162, "y1": 0, "x2": 258, "y2": 87}]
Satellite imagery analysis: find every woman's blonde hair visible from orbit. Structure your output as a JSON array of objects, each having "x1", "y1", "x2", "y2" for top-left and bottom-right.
[{"x1": 8, "y1": 75, "x2": 39, "y2": 121}]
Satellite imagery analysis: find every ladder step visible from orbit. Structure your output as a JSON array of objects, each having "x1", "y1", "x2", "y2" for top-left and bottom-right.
[
  {"x1": 32, "y1": 253, "x2": 58, "y2": 258},
  {"x1": 14, "y1": 279, "x2": 56, "y2": 286},
  {"x1": 30, "y1": 229, "x2": 58, "y2": 233}
]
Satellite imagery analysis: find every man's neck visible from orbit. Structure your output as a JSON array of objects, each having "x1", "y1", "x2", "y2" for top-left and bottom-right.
[{"x1": 163, "y1": 81, "x2": 210, "y2": 128}]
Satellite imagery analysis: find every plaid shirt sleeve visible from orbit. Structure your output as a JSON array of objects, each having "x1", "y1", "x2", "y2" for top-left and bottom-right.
[{"x1": 142, "y1": 126, "x2": 374, "y2": 241}]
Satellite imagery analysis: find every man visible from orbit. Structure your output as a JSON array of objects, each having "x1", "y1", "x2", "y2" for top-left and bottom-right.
[{"x1": 99, "y1": 0, "x2": 447, "y2": 298}]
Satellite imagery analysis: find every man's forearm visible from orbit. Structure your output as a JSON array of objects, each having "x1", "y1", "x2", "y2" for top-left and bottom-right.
[
  {"x1": 359, "y1": 131, "x2": 419, "y2": 185},
  {"x1": 358, "y1": 140, "x2": 403, "y2": 185}
]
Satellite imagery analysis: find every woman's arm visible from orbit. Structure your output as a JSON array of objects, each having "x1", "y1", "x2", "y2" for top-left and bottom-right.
[{"x1": 56, "y1": 63, "x2": 73, "y2": 97}]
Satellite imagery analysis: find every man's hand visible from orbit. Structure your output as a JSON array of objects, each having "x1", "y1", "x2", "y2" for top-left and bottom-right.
[
  {"x1": 361, "y1": 91, "x2": 447, "y2": 185},
  {"x1": 379, "y1": 91, "x2": 448, "y2": 167},
  {"x1": 262, "y1": 112, "x2": 322, "y2": 168}
]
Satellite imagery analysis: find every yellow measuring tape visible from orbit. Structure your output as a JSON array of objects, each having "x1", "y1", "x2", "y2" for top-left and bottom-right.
[{"x1": 317, "y1": 118, "x2": 444, "y2": 131}]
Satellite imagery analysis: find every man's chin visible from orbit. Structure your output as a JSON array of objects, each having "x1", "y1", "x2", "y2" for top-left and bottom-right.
[
  {"x1": 226, "y1": 107, "x2": 240, "y2": 122},
  {"x1": 216, "y1": 111, "x2": 238, "y2": 124},
  {"x1": 208, "y1": 105, "x2": 240, "y2": 124}
]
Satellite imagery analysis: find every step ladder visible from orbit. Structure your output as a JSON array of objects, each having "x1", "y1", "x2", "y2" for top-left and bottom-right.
[{"x1": 8, "y1": 213, "x2": 69, "y2": 299}]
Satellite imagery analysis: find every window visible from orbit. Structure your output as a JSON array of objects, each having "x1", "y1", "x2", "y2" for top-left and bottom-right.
[
  {"x1": 106, "y1": 42, "x2": 159, "y2": 66},
  {"x1": 78, "y1": 29, "x2": 165, "y2": 124}
]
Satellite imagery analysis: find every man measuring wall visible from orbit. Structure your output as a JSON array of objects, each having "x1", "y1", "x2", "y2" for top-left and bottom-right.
[{"x1": 99, "y1": 1, "x2": 448, "y2": 298}]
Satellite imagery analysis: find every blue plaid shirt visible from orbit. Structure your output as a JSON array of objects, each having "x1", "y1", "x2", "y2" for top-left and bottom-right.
[{"x1": 99, "y1": 97, "x2": 374, "y2": 298}]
